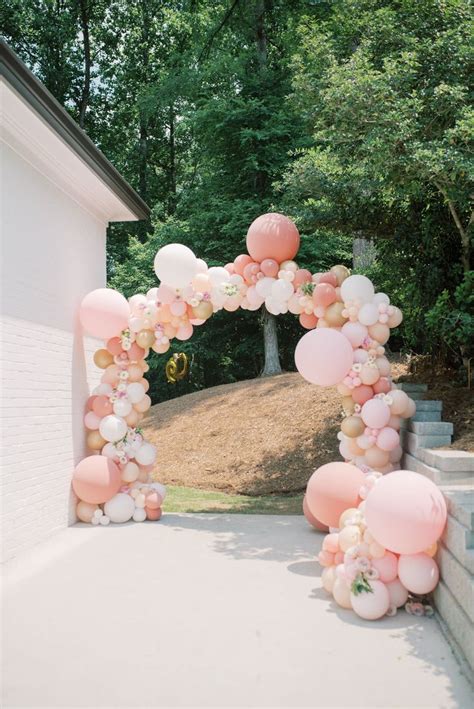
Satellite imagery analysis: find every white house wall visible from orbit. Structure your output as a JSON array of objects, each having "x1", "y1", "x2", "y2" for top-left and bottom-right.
[{"x1": 1, "y1": 143, "x2": 106, "y2": 562}]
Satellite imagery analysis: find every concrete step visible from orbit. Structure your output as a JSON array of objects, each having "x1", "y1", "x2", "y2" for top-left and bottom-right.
[
  {"x1": 409, "y1": 421, "x2": 454, "y2": 436},
  {"x1": 415, "y1": 400, "x2": 443, "y2": 412},
  {"x1": 400, "y1": 430, "x2": 452, "y2": 455},
  {"x1": 418, "y1": 448, "x2": 474, "y2": 473},
  {"x1": 403, "y1": 452, "x2": 474, "y2": 487},
  {"x1": 443, "y1": 489, "x2": 474, "y2": 531},
  {"x1": 433, "y1": 579, "x2": 474, "y2": 671},
  {"x1": 396, "y1": 382, "x2": 428, "y2": 392},
  {"x1": 437, "y1": 543, "x2": 474, "y2": 624},
  {"x1": 441, "y1": 515, "x2": 474, "y2": 574},
  {"x1": 411, "y1": 411, "x2": 442, "y2": 422}
]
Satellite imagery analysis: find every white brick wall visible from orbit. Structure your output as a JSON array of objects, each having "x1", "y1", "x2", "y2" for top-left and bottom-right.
[{"x1": 1, "y1": 143, "x2": 107, "y2": 562}]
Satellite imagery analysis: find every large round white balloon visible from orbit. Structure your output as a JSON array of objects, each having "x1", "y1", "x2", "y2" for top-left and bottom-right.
[
  {"x1": 113, "y1": 398, "x2": 132, "y2": 417},
  {"x1": 341, "y1": 275, "x2": 375, "y2": 304},
  {"x1": 99, "y1": 415, "x2": 127, "y2": 442},
  {"x1": 134, "y1": 442, "x2": 157, "y2": 466},
  {"x1": 154, "y1": 244, "x2": 197, "y2": 289},
  {"x1": 104, "y1": 493, "x2": 135, "y2": 523}
]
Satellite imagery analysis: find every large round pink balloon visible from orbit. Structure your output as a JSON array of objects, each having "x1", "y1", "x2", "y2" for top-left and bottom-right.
[
  {"x1": 246, "y1": 213, "x2": 300, "y2": 263},
  {"x1": 302, "y1": 496, "x2": 329, "y2": 532},
  {"x1": 80, "y1": 289, "x2": 130, "y2": 340},
  {"x1": 295, "y1": 329, "x2": 353, "y2": 386},
  {"x1": 306, "y1": 462, "x2": 365, "y2": 528},
  {"x1": 72, "y1": 456, "x2": 121, "y2": 504},
  {"x1": 365, "y1": 470, "x2": 447, "y2": 554},
  {"x1": 398, "y1": 553, "x2": 439, "y2": 595}
]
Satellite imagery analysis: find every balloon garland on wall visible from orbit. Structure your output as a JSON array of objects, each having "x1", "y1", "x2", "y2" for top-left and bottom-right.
[{"x1": 75, "y1": 212, "x2": 446, "y2": 621}]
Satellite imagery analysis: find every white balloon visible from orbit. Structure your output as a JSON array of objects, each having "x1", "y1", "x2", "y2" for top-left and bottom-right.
[
  {"x1": 101, "y1": 442, "x2": 118, "y2": 460},
  {"x1": 127, "y1": 383, "x2": 146, "y2": 404},
  {"x1": 99, "y1": 414, "x2": 127, "y2": 443},
  {"x1": 94, "y1": 383, "x2": 112, "y2": 396},
  {"x1": 134, "y1": 442, "x2": 157, "y2": 466},
  {"x1": 113, "y1": 398, "x2": 132, "y2": 417},
  {"x1": 229, "y1": 274, "x2": 243, "y2": 286},
  {"x1": 358, "y1": 302, "x2": 379, "y2": 326},
  {"x1": 271, "y1": 279, "x2": 294, "y2": 301},
  {"x1": 373, "y1": 292, "x2": 390, "y2": 306},
  {"x1": 265, "y1": 296, "x2": 281, "y2": 315},
  {"x1": 256, "y1": 277, "x2": 276, "y2": 299},
  {"x1": 154, "y1": 244, "x2": 197, "y2": 289},
  {"x1": 104, "y1": 493, "x2": 135, "y2": 523},
  {"x1": 195, "y1": 258, "x2": 208, "y2": 274},
  {"x1": 99, "y1": 514, "x2": 110, "y2": 526},
  {"x1": 208, "y1": 267, "x2": 230, "y2": 287},
  {"x1": 341, "y1": 275, "x2": 375, "y2": 304},
  {"x1": 133, "y1": 507, "x2": 147, "y2": 522},
  {"x1": 287, "y1": 294, "x2": 303, "y2": 314}
]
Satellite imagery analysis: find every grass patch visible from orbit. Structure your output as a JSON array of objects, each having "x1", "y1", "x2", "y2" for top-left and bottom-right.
[{"x1": 163, "y1": 486, "x2": 304, "y2": 514}]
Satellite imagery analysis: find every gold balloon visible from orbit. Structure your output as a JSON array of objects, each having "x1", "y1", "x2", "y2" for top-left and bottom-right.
[
  {"x1": 136, "y1": 329, "x2": 156, "y2": 349},
  {"x1": 365, "y1": 446, "x2": 390, "y2": 468},
  {"x1": 342, "y1": 396, "x2": 356, "y2": 415},
  {"x1": 166, "y1": 353, "x2": 189, "y2": 384},
  {"x1": 93, "y1": 349, "x2": 114, "y2": 369},
  {"x1": 192, "y1": 301, "x2": 213, "y2": 320},
  {"x1": 368, "y1": 322, "x2": 390, "y2": 344},
  {"x1": 87, "y1": 430, "x2": 106, "y2": 450},
  {"x1": 331, "y1": 264, "x2": 351, "y2": 286},
  {"x1": 325, "y1": 302, "x2": 347, "y2": 327},
  {"x1": 341, "y1": 415, "x2": 365, "y2": 438}
]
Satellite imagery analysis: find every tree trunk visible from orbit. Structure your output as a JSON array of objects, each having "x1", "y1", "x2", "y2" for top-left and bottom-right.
[
  {"x1": 353, "y1": 235, "x2": 376, "y2": 271},
  {"x1": 78, "y1": 0, "x2": 91, "y2": 129},
  {"x1": 261, "y1": 309, "x2": 282, "y2": 376},
  {"x1": 434, "y1": 180, "x2": 472, "y2": 272},
  {"x1": 167, "y1": 102, "x2": 177, "y2": 215}
]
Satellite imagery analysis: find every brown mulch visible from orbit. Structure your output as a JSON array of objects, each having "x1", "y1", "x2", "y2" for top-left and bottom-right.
[{"x1": 142, "y1": 372, "x2": 342, "y2": 496}]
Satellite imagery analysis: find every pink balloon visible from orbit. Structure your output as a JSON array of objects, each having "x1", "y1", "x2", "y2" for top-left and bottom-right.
[
  {"x1": 351, "y1": 580, "x2": 390, "y2": 620},
  {"x1": 246, "y1": 213, "x2": 300, "y2": 263},
  {"x1": 352, "y1": 385, "x2": 374, "y2": 405},
  {"x1": 313, "y1": 283, "x2": 337, "y2": 308},
  {"x1": 398, "y1": 553, "x2": 439, "y2": 595},
  {"x1": 299, "y1": 312, "x2": 318, "y2": 330},
  {"x1": 260, "y1": 258, "x2": 280, "y2": 277},
  {"x1": 146, "y1": 506, "x2": 162, "y2": 521},
  {"x1": 295, "y1": 329, "x2": 353, "y2": 386},
  {"x1": 170, "y1": 301, "x2": 186, "y2": 316},
  {"x1": 306, "y1": 462, "x2": 365, "y2": 528},
  {"x1": 318, "y1": 272, "x2": 338, "y2": 287},
  {"x1": 145, "y1": 491, "x2": 163, "y2": 509},
  {"x1": 72, "y1": 456, "x2": 121, "y2": 504},
  {"x1": 224, "y1": 263, "x2": 235, "y2": 274},
  {"x1": 365, "y1": 470, "x2": 447, "y2": 554},
  {"x1": 106, "y1": 337, "x2": 123, "y2": 356},
  {"x1": 128, "y1": 342, "x2": 145, "y2": 362},
  {"x1": 243, "y1": 262, "x2": 260, "y2": 283},
  {"x1": 293, "y1": 269, "x2": 312, "y2": 288},
  {"x1": 176, "y1": 323, "x2": 193, "y2": 340},
  {"x1": 303, "y1": 496, "x2": 329, "y2": 532},
  {"x1": 156, "y1": 284, "x2": 176, "y2": 305},
  {"x1": 361, "y1": 398, "x2": 391, "y2": 428},
  {"x1": 341, "y1": 322, "x2": 368, "y2": 348},
  {"x1": 79, "y1": 288, "x2": 130, "y2": 340},
  {"x1": 233, "y1": 254, "x2": 253, "y2": 276},
  {"x1": 376, "y1": 427, "x2": 400, "y2": 451},
  {"x1": 84, "y1": 411, "x2": 101, "y2": 430},
  {"x1": 371, "y1": 551, "x2": 398, "y2": 583},
  {"x1": 373, "y1": 376, "x2": 391, "y2": 394}
]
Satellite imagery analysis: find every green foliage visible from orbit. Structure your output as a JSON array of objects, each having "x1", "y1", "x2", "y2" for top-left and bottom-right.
[{"x1": 425, "y1": 271, "x2": 474, "y2": 364}]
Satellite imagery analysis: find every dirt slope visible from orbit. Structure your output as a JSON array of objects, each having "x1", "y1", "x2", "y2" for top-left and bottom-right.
[{"x1": 142, "y1": 373, "x2": 342, "y2": 495}]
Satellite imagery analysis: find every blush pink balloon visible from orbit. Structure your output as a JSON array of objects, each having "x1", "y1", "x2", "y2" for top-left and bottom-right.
[
  {"x1": 361, "y1": 398, "x2": 391, "y2": 428},
  {"x1": 306, "y1": 462, "x2": 365, "y2": 528},
  {"x1": 341, "y1": 322, "x2": 368, "y2": 348},
  {"x1": 233, "y1": 254, "x2": 253, "y2": 276},
  {"x1": 302, "y1": 496, "x2": 329, "y2": 532},
  {"x1": 176, "y1": 323, "x2": 193, "y2": 340},
  {"x1": 318, "y1": 272, "x2": 338, "y2": 287},
  {"x1": 72, "y1": 456, "x2": 121, "y2": 504},
  {"x1": 365, "y1": 470, "x2": 447, "y2": 554},
  {"x1": 170, "y1": 301, "x2": 186, "y2": 316},
  {"x1": 260, "y1": 258, "x2": 280, "y2": 277},
  {"x1": 84, "y1": 411, "x2": 101, "y2": 430},
  {"x1": 295, "y1": 328, "x2": 353, "y2": 386},
  {"x1": 128, "y1": 342, "x2": 146, "y2": 362},
  {"x1": 299, "y1": 312, "x2": 318, "y2": 329},
  {"x1": 371, "y1": 551, "x2": 398, "y2": 583},
  {"x1": 376, "y1": 427, "x2": 400, "y2": 451},
  {"x1": 145, "y1": 492, "x2": 163, "y2": 509},
  {"x1": 373, "y1": 376, "x2": 391, "y2": 394},
  {"x1": 92, "y1": 395, "x2": 113, "y2": 418},
  {"x1": 243, "y1": 262, "x2": 260, "y2": 283},
  {"x1": 146, "y1": 506, "x2": 162, "y2": 521},
  {"x1": 313, "y1": 283, "x2": 337, "y2": 307},
  {"x1": 398, "y1": 553, "x2": 440, "y2": 594},
  {"x1": 352, "y1": 385, "x2": 374, "y2": 405},
  {"x1": 293, "y1": 269, "x2": 312, "y2": 287},
  {"x1": 106, "y1": 337, "x2": 123, "y2": 356},
  {"x1": 156, "y1": 284, "x2": 176, "y2": 305},
  {"x1": 246, "y1": 213, "x2": 300, "y2": 262},
  {"x1": 80, "y1": 288, "x2": 130, "y2": 340}
]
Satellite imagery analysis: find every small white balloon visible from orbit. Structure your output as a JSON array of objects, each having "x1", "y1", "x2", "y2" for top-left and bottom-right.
[
  {"x1": 256, "y1": 277, "x2": 276, "y2": 299},
  {"x1": 135, "y1": 493, "x2": 146, "y2": 508},
  {"x1": 99, "y1": 514, "x2": 110, "y2": 526},
  {"x1": 101, "y1": 442, "x2": 118, "y2": 460},
  {"x1": 134, "y1": 442, "x2": 157, "y2": 466},
  {"x1": 133, "y1": 507, "x2": 147, "y2": 522},
  {"x1": 113, "y1": 398, "x2": 132, "y2": 417},
  {"x1": 373, "y1": 292, "x2": 390, "y2": 306},
  {"x1": 358, "y1": 302, "x2": 379, "y2": 326},
  {"x1": 104, "y1": 493, "x2": 135, "y2": 523},
  {"x1": 208, "y1": 266, "x2": 230, "y2": 287},
  {"x1": 127, "y1": 383, "x2": 146, "y2": 404},
  {"x1": 99, "y1": 415, "x2": 127, "y2": 443},
  {"x1": 271, "y1": 278, "x2": 294, "y2": 301},
  {"x1": 94, "y1": 383, "x2": 113, "y2": 396}
]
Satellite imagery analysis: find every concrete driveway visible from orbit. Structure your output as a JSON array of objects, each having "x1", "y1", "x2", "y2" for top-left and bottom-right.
[{"x1": 2, "y1": 514, "x2": 473, "y2": 707}]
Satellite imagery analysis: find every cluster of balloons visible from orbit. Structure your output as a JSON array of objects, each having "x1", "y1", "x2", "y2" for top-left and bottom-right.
[{"x1": 304, "y1": 465, "x2": 446, "y2": 619}]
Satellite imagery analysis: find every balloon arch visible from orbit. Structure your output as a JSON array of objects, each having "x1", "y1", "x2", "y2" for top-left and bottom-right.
[{"x1": 75, "y1": 212, "x2": 446, "y2": 621}]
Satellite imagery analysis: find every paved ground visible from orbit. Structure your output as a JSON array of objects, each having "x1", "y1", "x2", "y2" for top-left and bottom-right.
[{"x1": 2, "y1": 514, "x2": 473, "y2": 708}]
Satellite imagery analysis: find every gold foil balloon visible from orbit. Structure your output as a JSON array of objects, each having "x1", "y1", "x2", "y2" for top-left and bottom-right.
[
  {"x1": 341, "y1": 415, "x2": 365, "y2": 438},
  {"x1": 325, "y1": 302, "x2": 347, "y2": 327},
  {"x1": 166, "y1": 353, "x2": 189, "y2": 383},
  {"x1": 87, "y1": 430, "x2": 106, "y2": 450},
  {"x1": 331, "y1": 264, "x2": 351, "y2": 286},
  {"x1": 192, "y1": 301, "x2": 213, "y2": 320},
  {"x1": 136, "y1": 329, "x2": 156, "y2": 349},
  {"x1": 93, "y1": 349, "x2": 114, "y2": 369}
]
